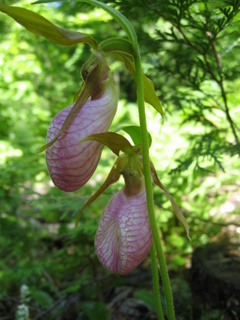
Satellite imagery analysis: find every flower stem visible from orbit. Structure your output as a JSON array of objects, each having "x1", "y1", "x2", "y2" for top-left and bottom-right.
[
  {"x1": 134, "y1": 47, "x2": 175, "y2": 320},
  {"x1": 150, "y1": 244, "x2": 165, "y2": 320}
]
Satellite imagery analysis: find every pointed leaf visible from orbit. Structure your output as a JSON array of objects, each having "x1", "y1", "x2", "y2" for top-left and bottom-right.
[
  {"x1": 80, "y1": 132, "x2": 133, "y2": 156},
  {"x1": 113, "y1": 53, "x2": 163, "y2": 116},
  {"x1": 150, "y1": 162, "x2": 191, "y2": 240},
  {"x1": 0, "y1": 4, "x2": 98, "y2": 48},
  {"x1": 119, "y1": 125, "x2": 152, "y2": 148},
  {"x1": 75, "y1": 161, "x2": 120, "y2": 227}
]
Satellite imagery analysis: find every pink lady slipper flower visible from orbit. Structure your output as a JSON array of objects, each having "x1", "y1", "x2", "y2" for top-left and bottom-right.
[
  {"x1": 44, "y1": 53, "x2": 118, "y2": 192},
  {"x1": 95, "y1": 185, "x2": 152, "y2": 274},
  {"x1": 92, "y1": 149, "x2": 153, "y2": 274},
  {"x1": 74, "y1": 145, "x2": 153, "y2": 275},
  {"x1": 75, "y1": 133, "x2": 190, "y2": 274}
]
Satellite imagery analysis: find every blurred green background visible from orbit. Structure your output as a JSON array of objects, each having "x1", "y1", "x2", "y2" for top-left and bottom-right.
[{"x1": 0, "y1": 0, "x2": 240, "y2": 319}]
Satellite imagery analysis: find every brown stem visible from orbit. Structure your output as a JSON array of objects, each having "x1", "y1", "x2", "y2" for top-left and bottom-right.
[
  {"x1": 211, "y1": 42, "x2": 239, "y2": 144},
  {"x1": 219, "y1": 80, "x2": 239, "y2": 144}
]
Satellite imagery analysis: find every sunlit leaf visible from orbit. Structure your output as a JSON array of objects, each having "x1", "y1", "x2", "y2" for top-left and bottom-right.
[
  {"x1": 80, "y1": 132, "x2": 133, "y2": 156},
  {"x1": 0, "y1": 3, "x2": 98, "y2": 48},
  {"x1": 113, "y1": 53, "x2": 163, "y2": 116},
  {"x1": 120, "y1": 125, "x2": 152, "y2": 148}
]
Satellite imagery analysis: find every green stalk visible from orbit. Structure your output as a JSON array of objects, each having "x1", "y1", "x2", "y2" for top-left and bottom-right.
[
  {"x1": 134, "y1": 47, "x2": 175, "y2": 320},
  {"x1": 78, "y1": 1, "x2": 175, "y2": 319},
  {"x1": 150, "y1": 244, "x2": 165, "y2": 320}
]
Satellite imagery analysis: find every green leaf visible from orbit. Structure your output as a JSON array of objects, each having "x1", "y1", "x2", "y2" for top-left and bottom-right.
[
  {"x1": 120, "y1": 125, "x2": 152, "y2": 148},
  {"x1": 150, "y1": 162, "x2": 191, "y2": 240},
  {"x1": 100, "y1": 37, "x2": 133, "y2": 56},
  {"x1": 80, "y1": 132, "x2": 133, "y2": 156},
  {"x1": 134, "y1": 290, "x2": 156, "y2": 311},
  {"x1": 0, "y1": 3, "x2": 98, "y2": 48},
  {"x1": 134, "y1": 290, "x2": 167, "y2": 314},
  {"x1": 30, "y1": 288, "x2": 54, "y2": 307},
  {"x1": 80, "y1": 301, "x2": 111, "y2": 320},
  {"x1": 113, "y1": 53, "x2": 163, "y2": 116}
]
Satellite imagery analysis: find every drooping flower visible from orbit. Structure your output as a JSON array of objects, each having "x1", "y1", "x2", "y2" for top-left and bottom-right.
[
  {"x1": 74, "y1": 132, "x2": 190, "y2": 274},
  {"x1": 45, "y1": 53, "x2": 118, "y2": 192},
  {"x1": 95, "y1": 186, "x2": 152, "y2": 274}
]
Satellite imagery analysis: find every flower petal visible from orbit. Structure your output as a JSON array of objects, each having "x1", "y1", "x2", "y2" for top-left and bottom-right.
[
  {"x1": 95, "y1": 188, "x2": 152, "y2": 274},
  {"x1": 46, "y1": 80, "x2": 117, "y2": 192}
]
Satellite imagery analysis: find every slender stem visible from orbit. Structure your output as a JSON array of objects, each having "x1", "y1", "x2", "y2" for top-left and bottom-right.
[
  {"x1": 150, "y1": 245, "x2": 165, "y2": 320},
  {"x1": 219, "y1": 80, "x2": 239, "y2": 144},
  {"x1": 134, "y1": 48, "x2": 175, "y2": 320}
]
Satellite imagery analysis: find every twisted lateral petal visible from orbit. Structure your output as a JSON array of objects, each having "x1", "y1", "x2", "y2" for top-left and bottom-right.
[
  {"x1": 95, "y1": 188, "x2": 152, "y2": 274},
  {"x1": 46, "y1": 81, "x2": 117, "y2": 192}
]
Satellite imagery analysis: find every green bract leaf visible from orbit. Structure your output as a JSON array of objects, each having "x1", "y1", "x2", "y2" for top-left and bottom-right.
[
  {"x1": 100, "y1": 37, "x2": 133, "y2": 56},
  {"x1": 75, "y1": 160, "x2": 121, "y2": 227},
  {"x1": 79, "y1": 132, "x2": 133, "y2": 156},
  {"x1": 0, "y1": 3, "x2": 98, "y2": 49},
  {"x1": 113, "y1": 53, "x2": 163, "y2": 116},
  {"x1": 150, "y1": 162, "x2": 191, "y2": 240},
  {"x1": 120, "y1": 125, "x2": 152, "y2": 148}
]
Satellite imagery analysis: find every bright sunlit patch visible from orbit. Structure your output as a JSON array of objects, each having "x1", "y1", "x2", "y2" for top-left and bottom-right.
[
  {"x1": 76, "y1": 8, "x2": 112, "y2": 23},
  {"x1": 219, "y1": 201, "x2": 236, "y2": 214},
  {"x1": 35, "y1": 171, "x2": 47, "y2": 182},
  {"x1": 0, "y1": 141, "x2": 23, "y2": 165}
]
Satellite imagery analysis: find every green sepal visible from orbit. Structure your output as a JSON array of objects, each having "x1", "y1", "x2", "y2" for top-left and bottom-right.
[
  {"x1": 0, "y1": 3, "x2": 98, "y2": 49},
  {"x1": 75, "y1": 160, "x2": 121, "y2": 227},
  {"x1": 79, "y1": 132, "x2": 133, "y2": 156},
  {"x1": 113, "y1": 53, "x2": 163, "y2": 116},
  {"x1": 150, "y1": 162, "x2": 191, "y2": 240},
  {"x1": 119, "y1": 125, "x2": 152, "y2": 148},
  {"x1": 73, "y1": 82, "x2": 85, "y2": 103},
  {"x1": 100, "y1": 37, "x2": 133, "y2": 56}
]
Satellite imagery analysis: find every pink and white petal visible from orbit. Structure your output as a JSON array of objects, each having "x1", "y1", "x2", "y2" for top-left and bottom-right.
[
  {"x1": 46, "y1": 80, "x2": 117, "y2": 192},
  {"x1": 95, "y1": 188, "x2": 152, "y2": 274}
]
